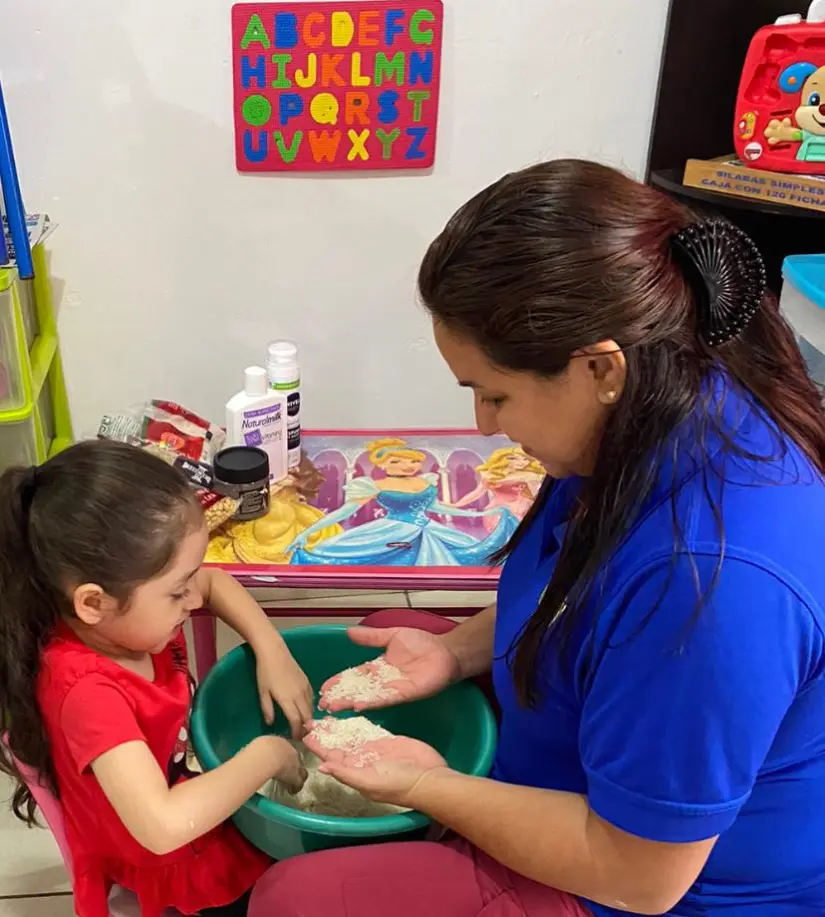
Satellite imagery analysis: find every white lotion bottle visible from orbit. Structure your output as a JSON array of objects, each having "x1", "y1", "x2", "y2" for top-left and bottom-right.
[
  {"x1": 267, "y1": 340, "x2": 301, "y2": 471},
  {"x1": 225, "y1": 366, "x2": 288, "y2": 484}
]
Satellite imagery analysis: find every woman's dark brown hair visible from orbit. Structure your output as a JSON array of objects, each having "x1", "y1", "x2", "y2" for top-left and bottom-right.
[
  {"x1": 418, "y1": 159, "x2": 825, "y2": 705},
  {"x1": 0, "y1": 440, "x2": 201, "y2": 825}
]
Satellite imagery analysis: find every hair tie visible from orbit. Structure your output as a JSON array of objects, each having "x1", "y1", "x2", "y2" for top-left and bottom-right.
[
  {"x1": 670, "y1": 220, "x2": 767, "y2": 347},
  {"x1": 20, "y1": 465, "x2": 38, "y2": 513}
]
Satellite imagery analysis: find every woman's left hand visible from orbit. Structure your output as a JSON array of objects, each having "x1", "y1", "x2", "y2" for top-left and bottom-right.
[
  {"x1": 304, "y1": 725, "x2": 448, "y2": 807},
  {"x1": 253, "y1": 635, "x2": 314, "y2": 738}
]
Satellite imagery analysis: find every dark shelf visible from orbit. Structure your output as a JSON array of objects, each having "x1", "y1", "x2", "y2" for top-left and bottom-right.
[
  {"x1": 646, "y1": 0, "x2": 822, "y2": 292},
  {"x1": 651, "y1": 169, "x2": 825, "y2": 221},
  {"x1": 645, "y1": 0, "x2": 803, "y2": 178}
]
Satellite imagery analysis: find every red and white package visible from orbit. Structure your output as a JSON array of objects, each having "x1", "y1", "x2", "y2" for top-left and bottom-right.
[
  {"x1": 98, "y1": 400, "x2": 226, "y2": 464},
  {"x1": 139, "y1": 401, "x2": 225, "y2": 463},
  {"x1": 97, "y1": 401, "x2": 236, "y2": 531}
]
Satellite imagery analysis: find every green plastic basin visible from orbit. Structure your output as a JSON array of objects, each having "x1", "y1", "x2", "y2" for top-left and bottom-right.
[{"x1": 190, "y1": 624, "x2": 497, "y2": 859}]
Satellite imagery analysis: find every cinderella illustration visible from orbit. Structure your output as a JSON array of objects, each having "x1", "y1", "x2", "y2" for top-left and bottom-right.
[{"x1": 286, "y1": 439, "x2": 518, "y2": 567}]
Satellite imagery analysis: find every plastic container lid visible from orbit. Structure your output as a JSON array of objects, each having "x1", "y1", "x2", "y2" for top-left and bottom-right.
[
  {"x1": 782, "y1": 255, "x2": 825, "y2": 311},
  {"x1": 214, "y1": 446, "x2": 269, "y2": 485}
]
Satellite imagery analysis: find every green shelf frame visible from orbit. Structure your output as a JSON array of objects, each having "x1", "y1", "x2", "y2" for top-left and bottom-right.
[{"x1": 0, "y1": 242, "x2": 73, "y2": 464}]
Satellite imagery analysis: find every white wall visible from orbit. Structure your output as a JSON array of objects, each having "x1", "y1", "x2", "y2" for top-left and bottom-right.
[{"x1": 0, "y1": 0, "x2": 669, "y2": 436}]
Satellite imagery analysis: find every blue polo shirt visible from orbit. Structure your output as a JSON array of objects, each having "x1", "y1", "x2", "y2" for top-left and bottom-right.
[{"x1": 492, "y1": 378, "x2": 825, "y2": 915}]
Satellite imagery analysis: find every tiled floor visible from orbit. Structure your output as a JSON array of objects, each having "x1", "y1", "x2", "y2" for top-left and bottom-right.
[
  {"x1": 0, "y1": 589, "x2": 490, "y2": 914},
  {"x1": 0, "y1": 775, "x2": 72, "y2": 914},
  {"x1": 0, "y1": 898, "x2": 74, "y2": 917}
]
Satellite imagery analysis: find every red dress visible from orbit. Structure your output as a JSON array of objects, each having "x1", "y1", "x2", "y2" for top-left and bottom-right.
[{"x1": 36, "y1": 623, "x2": 271, "y2": 917}]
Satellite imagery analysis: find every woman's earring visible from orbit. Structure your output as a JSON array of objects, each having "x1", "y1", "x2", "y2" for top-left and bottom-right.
[{"x1": 602, "y1": 390, "x2": 618, "y2": 404}]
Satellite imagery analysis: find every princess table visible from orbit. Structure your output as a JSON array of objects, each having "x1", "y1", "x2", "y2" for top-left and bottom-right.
[{"x1": 193, "y1": 428, "x2": 544, "y2": 679}]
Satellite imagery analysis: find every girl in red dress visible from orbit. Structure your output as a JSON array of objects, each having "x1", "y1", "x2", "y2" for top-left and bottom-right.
[{"x1": 0, "y1": 440, "x2": 312, "y2": 917}]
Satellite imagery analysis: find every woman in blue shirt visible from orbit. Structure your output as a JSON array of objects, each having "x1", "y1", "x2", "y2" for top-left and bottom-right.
[{"x1": 251, "y1": 160, "x2": 825, "y2": 916}]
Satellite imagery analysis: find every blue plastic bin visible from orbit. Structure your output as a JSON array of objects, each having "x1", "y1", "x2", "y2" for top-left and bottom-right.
[{"x1": 781, "y1": 255, "x2": 825, "y2": 386}]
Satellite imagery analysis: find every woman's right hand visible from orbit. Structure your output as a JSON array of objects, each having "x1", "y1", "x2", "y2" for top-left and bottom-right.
[
  {"x1": 319, "y1": 627, "x2": 462, "y2": 712},
  {"x1": 263, "y1": 735, "x2": 307, "y2": 793}
]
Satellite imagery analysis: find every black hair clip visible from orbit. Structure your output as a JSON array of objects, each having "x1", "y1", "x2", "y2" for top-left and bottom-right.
[{"x1": 670, "y1": 220, "x2": 767, "y2": 347}]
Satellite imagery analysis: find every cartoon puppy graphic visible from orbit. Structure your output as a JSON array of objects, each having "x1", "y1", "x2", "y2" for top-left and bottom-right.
[{"x1": 765, "y1": 62, "x2": 825, "y2": 162}]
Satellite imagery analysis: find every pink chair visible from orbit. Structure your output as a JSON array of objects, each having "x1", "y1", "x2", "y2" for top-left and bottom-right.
[{"x1": 9, "y1": 747, "x2": 177, "y2": 916}]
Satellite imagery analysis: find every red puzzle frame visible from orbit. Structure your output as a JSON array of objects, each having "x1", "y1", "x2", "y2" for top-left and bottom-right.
[{"x1": 232, "y1": 1, "x2": 444, "y2": 172}]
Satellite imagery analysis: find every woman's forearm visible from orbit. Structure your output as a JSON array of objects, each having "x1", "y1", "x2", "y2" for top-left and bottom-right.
[
  {"x1": 408, "y1": 770, "x2": 711, "y2": 915},
  {"x1": 440, "y1": 603, "x2": 496, "y2": 679},
  {"x1": 409, "y1": 771, "x2": 595, "y2": 896}
]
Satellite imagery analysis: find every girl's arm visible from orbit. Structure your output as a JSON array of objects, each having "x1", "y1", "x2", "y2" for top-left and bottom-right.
[
  {"x1": 197, "y1": 568, "x2": 313, "y2": 734},
  {"x1": 198, "y1": 567, "x2": 280, "y2": 653},
  {"x1": 92, "y1": 735, "x2": 303, "y2": 856}
]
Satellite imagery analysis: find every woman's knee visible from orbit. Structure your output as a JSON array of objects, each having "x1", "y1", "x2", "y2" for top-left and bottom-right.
[
  {"x1": 249, "y1": 842, "x2": 484, "y2": 917},
  {"x1": 360, "y1": 608, "x2": 457, "y2": 634},
  {"x1": 249, "y1": 852, "x2": 336, "y2": 916}
]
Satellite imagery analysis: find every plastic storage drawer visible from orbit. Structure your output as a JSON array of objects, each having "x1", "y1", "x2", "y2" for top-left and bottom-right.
[
  {"x1": 0, "y1": 247, "x2": 74, "y2": 476},
  {"x1": 0, "y1": 270, "x2": 25, "y2": 412},
  {"x1": 0, "y1": 415, "x2": 38, "y2": 469}
]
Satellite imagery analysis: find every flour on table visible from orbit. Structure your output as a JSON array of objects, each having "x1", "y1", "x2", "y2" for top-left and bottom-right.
[{"x1": 323, "y1": 658, "x2": 405, "y2": 705}]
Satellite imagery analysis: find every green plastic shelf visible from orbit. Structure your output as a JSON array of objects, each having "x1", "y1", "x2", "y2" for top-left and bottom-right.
[{"x1": 0, "y1": 243, "x2": 73, "y2": 471}]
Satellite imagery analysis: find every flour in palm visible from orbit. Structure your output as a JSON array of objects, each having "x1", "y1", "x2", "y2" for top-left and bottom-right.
[
  {"x1": 323, "y1": 658, "x2": 404, "y2": 705},
  {"x1": 261, "y1": 716, "x2": 410, "y2": 817}
]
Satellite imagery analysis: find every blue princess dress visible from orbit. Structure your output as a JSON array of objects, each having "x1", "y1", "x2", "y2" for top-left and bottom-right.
[{"x1": 288, "y1": 474, "x2": 519, "y2": 567}]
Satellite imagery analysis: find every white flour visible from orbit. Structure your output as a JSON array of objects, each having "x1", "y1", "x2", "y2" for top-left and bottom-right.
[
  {"x1": 191, "y1": 716, "x2": 409, "y2": 820},
  {"x1": 308, "y1": 715, "x2": 392, "y2": 754},
  {"x1": 260, "y1": 737, "x2": 409, "y2": 818},
  {"x1": 323, "y1": 658, "x2": 404, "y2": 705}
]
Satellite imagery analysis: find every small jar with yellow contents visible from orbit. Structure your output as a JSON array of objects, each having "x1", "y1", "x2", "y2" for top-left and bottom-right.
[{"x1": 214, "y1": 447, "x2": 270, "y2": 522}]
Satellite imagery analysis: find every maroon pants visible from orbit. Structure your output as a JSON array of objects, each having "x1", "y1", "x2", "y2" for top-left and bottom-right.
[{"x1": 247, "y1": 610, "x2": 589, "y2": 917}]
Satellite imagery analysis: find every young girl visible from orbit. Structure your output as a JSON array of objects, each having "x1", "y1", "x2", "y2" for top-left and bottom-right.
[{"x1": 0, "y1": 440, "x2": 313, "y2": 917}]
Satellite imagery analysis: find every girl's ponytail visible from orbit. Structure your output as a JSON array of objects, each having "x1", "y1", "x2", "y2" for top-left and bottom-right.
[{"x1": 0, "y1": 466, "x2": 63, "y2": 824}]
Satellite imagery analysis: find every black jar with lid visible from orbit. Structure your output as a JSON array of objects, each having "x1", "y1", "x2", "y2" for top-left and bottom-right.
[{"x1": 213, "y1": 447, "x2": 270, "y2": 522}]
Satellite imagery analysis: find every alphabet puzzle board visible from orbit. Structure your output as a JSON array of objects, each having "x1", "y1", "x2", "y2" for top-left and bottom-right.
[{"x1": 231, "y1": 1, "x2": 444, "y2": 172}]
